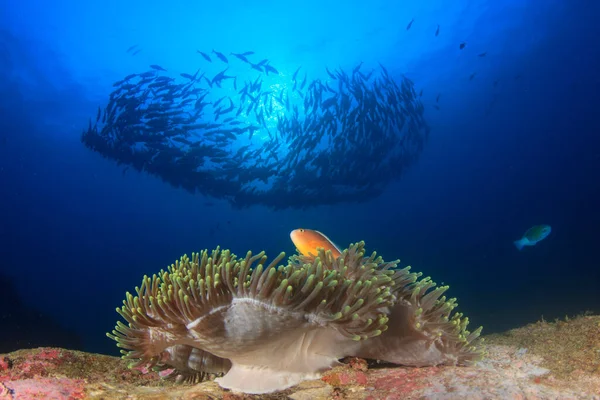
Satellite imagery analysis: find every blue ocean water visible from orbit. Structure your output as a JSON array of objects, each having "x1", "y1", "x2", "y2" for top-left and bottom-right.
[{"x1": 0, "y1": 0, "x2": 598, "y2": 357}]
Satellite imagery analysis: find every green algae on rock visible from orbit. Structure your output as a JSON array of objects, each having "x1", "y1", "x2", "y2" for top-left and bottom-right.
[
  {"x1": 485, "y1": 313, "x2": 600, "y2": 377},
  {"x1": 107, "y1": 241, "x2": 484, "y2": 394}
]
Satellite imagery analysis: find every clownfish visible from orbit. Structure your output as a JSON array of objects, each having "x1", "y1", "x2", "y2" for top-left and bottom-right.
[{"x1": 290, "y1": 228, "x2": 341, "y2": 258}]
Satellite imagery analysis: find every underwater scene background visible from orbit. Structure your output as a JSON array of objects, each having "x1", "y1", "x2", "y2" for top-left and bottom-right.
[{"x1": 0, "y1": 0, "x2": 598, "y2": 358}]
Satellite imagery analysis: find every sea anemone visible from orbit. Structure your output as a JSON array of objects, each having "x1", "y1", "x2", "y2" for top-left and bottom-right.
[{"x1": 107, "y1": 242, "x2": 483, "y2": 394}]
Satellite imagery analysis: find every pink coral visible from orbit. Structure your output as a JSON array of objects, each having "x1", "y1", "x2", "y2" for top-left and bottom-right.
[{"x1": 2, "y1": 378, "x2": 86, "y2": 399}]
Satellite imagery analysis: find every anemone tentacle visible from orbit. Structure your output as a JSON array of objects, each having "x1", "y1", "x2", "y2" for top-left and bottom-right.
[{"x1": 108, "y1": 241, "x2": 484, "y2": 394}]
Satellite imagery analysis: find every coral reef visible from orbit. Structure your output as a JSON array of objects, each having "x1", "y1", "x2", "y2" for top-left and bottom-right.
[
  {"x1": 485, "y1": 313, "x2": 600, "y2": 377},
  {"x1": 3, "y1": 318, "x2": 600, "y2": 400},
  {"x1": 107, "y1": 241, "x2": 483, "y2": 394}
]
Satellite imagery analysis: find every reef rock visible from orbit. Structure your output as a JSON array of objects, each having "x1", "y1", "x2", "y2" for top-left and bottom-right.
[{"x1": 1, "y1": 315, "x2": 599, "y2": 399}]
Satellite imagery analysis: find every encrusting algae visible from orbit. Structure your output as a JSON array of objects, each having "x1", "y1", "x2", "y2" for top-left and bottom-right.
[{"x1": 107, "y1": 241, "x2": 484, "y2": 394}]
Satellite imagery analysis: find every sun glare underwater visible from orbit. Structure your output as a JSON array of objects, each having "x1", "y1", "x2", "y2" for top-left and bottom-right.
[{"x1": 0, "y1": 0, "x2": 599, "y2": 371}]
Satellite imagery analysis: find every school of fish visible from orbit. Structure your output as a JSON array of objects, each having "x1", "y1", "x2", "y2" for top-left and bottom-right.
[{"x1": 81, "y1": 49, "x2": 430, "y2": 209}]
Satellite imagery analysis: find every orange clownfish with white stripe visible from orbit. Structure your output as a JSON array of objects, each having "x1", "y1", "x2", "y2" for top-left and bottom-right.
[{"x1": 289, "y1": 228, "x2": 342, "y2": 258}]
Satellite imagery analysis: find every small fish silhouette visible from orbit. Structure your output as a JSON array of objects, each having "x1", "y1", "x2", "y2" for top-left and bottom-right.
[
  {"x1": 197, "y1": 51, "x2": 212, "y2": 62},
  {"x1": 406, "y1": 18, "x2": 414, "y2": 30},
  {"x1": 459, "y1": 42, "x2": 466, "y2": 50},
  {"x1": 212, "y1": 49, "x2": 229, "y2": 63}
]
